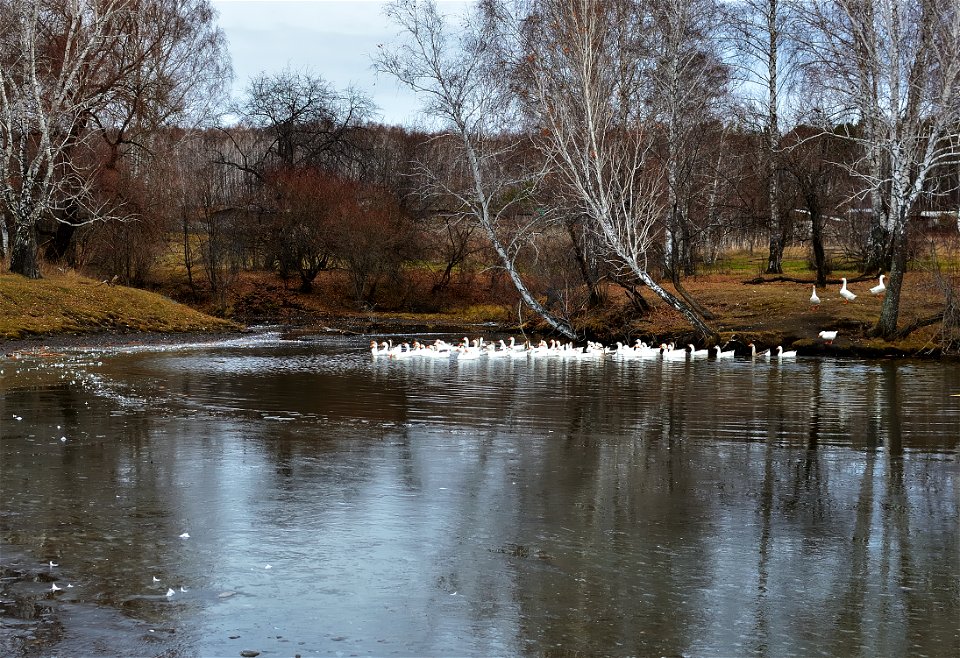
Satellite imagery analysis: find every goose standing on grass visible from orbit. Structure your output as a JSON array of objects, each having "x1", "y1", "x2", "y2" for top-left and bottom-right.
[
  {"x1": 870, "y1": 274, "x2": 886, "y2": 295},
  {"x1": 818, "y1": 330, "x2": 838, "y2": 345},
  {"x1": 839, "y1": 278, "x2": 857, "y2": 303},
  {"x1": 810, "y1": 285, "x2": 821, "y2": 309}
]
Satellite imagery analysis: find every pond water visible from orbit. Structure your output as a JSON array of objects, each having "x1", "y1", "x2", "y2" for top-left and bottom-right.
[{"x1": 1, "y1": 333, "x2": 958, "y2": 657}]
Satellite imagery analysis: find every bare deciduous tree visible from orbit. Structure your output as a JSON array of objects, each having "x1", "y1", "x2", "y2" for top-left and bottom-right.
[
  {"x1": 377, "y1": 0, "x2": 577, "y2": 339},
  {"x1": 517, "y1": 0, "x2": 718, "y2": 339},
  {"x1": 725, "y1": 0, "x2": 796, "y2": 274},
  {"x1": 228, "y1": 68, "x2": 373, "y2": 175},
  {"x1": 0, "y1": 0, "x2": 230, "y2": 278},
  {"x1": 0, "y1": 0, "x2": 128, "y2": 278},
  {"x1": 800, "y1": 0, "x2": 960, "y2": 338}
]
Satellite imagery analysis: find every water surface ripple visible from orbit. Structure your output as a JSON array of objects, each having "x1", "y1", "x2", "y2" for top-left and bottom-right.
[{"x1": 1, "y1": 335, "x2": 957, "y2": 657}]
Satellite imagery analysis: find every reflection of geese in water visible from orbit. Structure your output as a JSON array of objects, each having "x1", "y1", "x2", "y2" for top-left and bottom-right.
[
  {"x1": 840, "y1": 278, "x2": 857, "y2": 303},
  {"x1": 870, "y1": 274, "x2": 886, "y2": 295},
  {"x1": 810, "y1": 286, "x2": 821, "y2": 309}
]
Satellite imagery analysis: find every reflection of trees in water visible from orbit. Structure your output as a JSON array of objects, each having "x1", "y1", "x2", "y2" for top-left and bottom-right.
[
  {"x1": 6, "y1": 345, "x2": 956, "y2": 655},
  {"x1": 826, "y1": 360, "x2": 952, "y2": 656},
  {"x1": 492, "y1": 359, "x2": 708, "y2": 655}
]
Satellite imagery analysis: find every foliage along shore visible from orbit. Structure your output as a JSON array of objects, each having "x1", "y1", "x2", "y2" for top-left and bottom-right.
[{"x1": 1, "y1": 267, "x2": 955, "y2": 360}]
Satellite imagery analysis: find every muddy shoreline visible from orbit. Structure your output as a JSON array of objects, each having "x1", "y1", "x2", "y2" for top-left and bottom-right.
[{"x1": 1, "y1": 320, "x2": 954, "y2": 361}]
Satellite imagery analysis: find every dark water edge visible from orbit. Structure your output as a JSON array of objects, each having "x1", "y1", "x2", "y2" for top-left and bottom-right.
[
  {"x1": 3, "y1": 323, "x2": 957, "y2": 360},
  {"x1": 2, "y1": 332, "x2": 958, "y2": 657}
]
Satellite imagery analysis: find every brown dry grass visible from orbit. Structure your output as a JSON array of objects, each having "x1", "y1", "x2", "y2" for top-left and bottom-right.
[
  {"x1": 2, "y1": 241, "x2": 954, "y2": 357},
  {"x1": 0, "y1": 270, "x2": 236, "y2": 341}
]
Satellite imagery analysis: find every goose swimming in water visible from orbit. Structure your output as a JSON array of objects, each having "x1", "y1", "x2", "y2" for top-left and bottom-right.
[
  {"x1": 713, "y1": 345, "x2": 735, "y2": 359},
  {"x1": 774, "y1": 346, "x2": 797, "y2": 359},
  {"x1": 748, "y1": 343, "x2": 769, "y2": 359}
]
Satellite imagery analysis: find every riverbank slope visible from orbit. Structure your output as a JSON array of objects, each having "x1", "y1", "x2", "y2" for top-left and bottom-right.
[
  {"x1": 0, "y1": 271, "x2": 237, "y2": 345},
  {"x1": 1, "y1": 267, "x2": 955, "y2": 358}
]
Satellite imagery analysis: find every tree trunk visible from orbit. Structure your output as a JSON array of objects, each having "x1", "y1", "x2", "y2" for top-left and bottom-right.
[
  {"x1": 10, "y1": 219, "x2": 41, "y2": 279},
  {"x1": 641, "y1": 269, "x2": 716, "y2": 340},
  {"x1": 873, "y1": 219, "x2": 907, "y2": 338},
  {"x1": 766, "y1": 230, "x2": 785, "y2": 274},
  {"x1": 487, "y1": 229, "x2": 577, "y2": 340},
  {"x1": 863, "y1": 220, "x2": 891, "y2": 274},
  {"x1": 566, "y1": 218, "x2": 603, "y2": 307},
  {"x1": 595, "y1": 216, "x2": 716, "y2": 340},
  {"x1": 811, "y1": 207, "x2": 827, "y2": 287},
  {"x1": 671, "y1": 263, "x2": 716, "y2": 320},
  {"x1": 764, "y1": 0, "x2": 783, "y2": 275}
]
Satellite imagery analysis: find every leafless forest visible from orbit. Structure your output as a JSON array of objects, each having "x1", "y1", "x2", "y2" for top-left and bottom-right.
[{"x1": 1, "y1": 0, "x2": 958, "y2": 340}]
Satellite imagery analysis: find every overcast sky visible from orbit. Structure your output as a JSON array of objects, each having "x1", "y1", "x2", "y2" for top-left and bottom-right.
[{"x1": 211, "y1": 0, "x2": 473, "y2": 127}]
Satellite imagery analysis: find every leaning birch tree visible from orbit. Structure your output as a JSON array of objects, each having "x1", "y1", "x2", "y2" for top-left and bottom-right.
[
  {"x1": 800, "y1": 0, "x2": 960, "y2": 338},
  {"x1": 517, "y1": 0, "x2": 717, "y2": 339},
  {"x1": 376, "y1": 0, "x2": 577, "y2": 339}
]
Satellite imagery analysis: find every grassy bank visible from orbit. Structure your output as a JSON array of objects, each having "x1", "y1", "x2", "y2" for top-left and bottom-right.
[
  {"x1": 1, "y1": 247, "x2": 955, "y2": 358},
  {"x1": 0, "y1": 270, "x2": 236, "y2": 342}
]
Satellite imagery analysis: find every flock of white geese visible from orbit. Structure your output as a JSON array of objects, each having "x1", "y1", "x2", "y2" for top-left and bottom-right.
[
  {"x1": 371, "y1": 336, "x2": 799, "y2": 361},
  {"x1": 371, "y1": 274, "x2": 885, "y2": 363}
]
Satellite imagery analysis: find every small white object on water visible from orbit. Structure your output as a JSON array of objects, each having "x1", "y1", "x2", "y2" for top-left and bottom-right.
[
  {"x1": 264, "y1": 564, "x2": 272, "y2": 569},
  {"x1": 51, "y1": 583, "x2": 61, "y2": 592},
  {"x1": 152, "y1": 576, "x2": 160, "y2": 582},
  {"x1": 66, "y1": 584, "x2": 74, "y2": 588},
  {"x1": 13, "y1": 415, "x2": 22, "y2": 421},
  {"x1": 180, "y1": 586, "x2": 188, "y2": 592},
  {"x1": 60, "y1": 436, "x2": 67, "y2": 442},
  {"x1": 179, "y1": 532, "x2": 190, "y2": 538},
  {"x1": 49, "y1": 561, "x2": 58, "y2": 567},
  {"x1": 166, "y1": 588, "x2": 175, "y2": 597}
]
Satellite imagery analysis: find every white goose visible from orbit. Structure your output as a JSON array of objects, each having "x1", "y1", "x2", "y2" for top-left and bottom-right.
[
  {"x1": 688, "y1": 344, "x2": 710, "y2": 358},
  {"x1": 818, "y1": 330, "x2": 838, "y2": 344},
  {"x1": 870, "y1": 274, "x2": 886, "y2": 295},
  {"x1": 662, "y1": 343, "x2": 688, "y2": 360},
  {"x1": 773, "y1": 345, "x2": 797, "y2": 359},
  {"x1": 713, "y1": 345, "x2": 735, "y2": 359},
  {"x1": 456, "y1": 338, "x2": 482, "y2": 360},
  {"x1": 810, "y1": 285, "x2": 821, "y2": 309},
  {"x1": 839, "y1": 278, "x2": 857, "y2": 303},
  {"x1": 507, "y1": 337, "x2": 528, "y2": 353}
]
